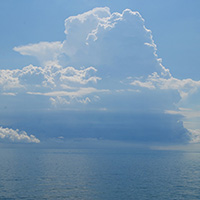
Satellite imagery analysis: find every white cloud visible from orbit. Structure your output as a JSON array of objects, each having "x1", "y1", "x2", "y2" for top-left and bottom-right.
[
  {"x1": 0, "y1": 126, "x2": 40, "y2": 143},
  {"x1": 165, "y1": 108, "x2": 200, "y2": 119},
  {"x1": 130, "y1": 72, "x2": 200, "y2": 99},
  {"x1": 0, "y1": 69, "x2": 23, "y2": 90},
  {"x1": 2, "y1": 92, "x2": 16, "y2": 96},
  {"x1": 50, "y1": 96, "x2": 70, "y2": 107},
  {"x1": 63, "y1": 7, "x2": 111, "y2": 56},
  {"x1": 14, "y1": 41, "x2": 63, "y2": 66},
  {"x1": 0, "y1": 64, "x2": 102, "y2": 102},
  {"x1": 49, "y1": 93, "x2": 95, "y2": 107},
  {"x1": 131, "y1": 80, "x2": 155, "y2": 89},
  {"x1": 59, "y1": 66, "x2": 101, "y2": 84},
  {"x1": 188, "y1": 129, "x2": 200, "y2": 143},
  {"x1": 27, "y1": 87, "x2": 109, "y2": 97},
  {"x1": 13, "y1": 7, "x2": 170, "y2": 78},
  {"x1": 77, "y1": 97, "x2": 91, "y2": 104}
]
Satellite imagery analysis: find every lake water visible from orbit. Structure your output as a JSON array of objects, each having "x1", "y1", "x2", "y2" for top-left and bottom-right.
[{"x1": 0, "y1": 147, "x2": 200, "y2": 200}]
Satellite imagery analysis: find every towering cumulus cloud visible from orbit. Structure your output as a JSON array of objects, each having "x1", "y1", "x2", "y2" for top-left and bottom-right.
[{"x1": 1, "y1": 7, "x2": 200, "y2": 144}]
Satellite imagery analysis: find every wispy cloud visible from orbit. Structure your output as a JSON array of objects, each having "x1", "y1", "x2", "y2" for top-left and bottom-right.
[
  {"x1": 14, "y1": 41, "x2": 63, "y2": 66},
  {"x1": 27, "y1": 87, "x2": 108, "y2": 97}
]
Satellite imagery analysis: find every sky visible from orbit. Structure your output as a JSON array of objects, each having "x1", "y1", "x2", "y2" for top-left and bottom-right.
[{"x1": 0, "y1": 0, "x2": 200, "y2": 147}]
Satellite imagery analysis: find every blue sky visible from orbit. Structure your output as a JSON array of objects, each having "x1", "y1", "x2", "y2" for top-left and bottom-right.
[{"x1": 0, "y1": 0, "x2": 200, "y2": 146}]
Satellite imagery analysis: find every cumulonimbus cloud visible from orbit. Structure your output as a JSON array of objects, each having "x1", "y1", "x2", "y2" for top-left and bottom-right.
[
  {"x1": 12, "y1": 7, "x2": 200, "y2": 102},
  {"x1": 0, "y1": 7, "x2": 200, "y2": 143}
]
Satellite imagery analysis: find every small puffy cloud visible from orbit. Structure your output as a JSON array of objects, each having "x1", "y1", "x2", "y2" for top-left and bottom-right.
[
  {"x1": 0, "y1": 126, "x2": 40, "y2": 143},
  {"x1": 0, "y1": 69, "x2": 23, "y2": 91}
]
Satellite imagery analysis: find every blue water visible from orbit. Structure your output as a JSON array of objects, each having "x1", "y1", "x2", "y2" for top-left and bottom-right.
[{"x1": 0, "y1": 148, "x2": 200, "y2": 200}]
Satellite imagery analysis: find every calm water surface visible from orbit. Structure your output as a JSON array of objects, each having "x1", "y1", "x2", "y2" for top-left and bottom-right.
[{"x1": 0, "y1": 148, "x2": 200, "y2": 200}]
